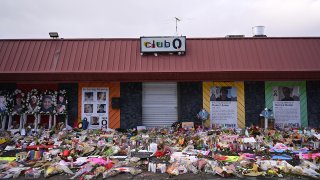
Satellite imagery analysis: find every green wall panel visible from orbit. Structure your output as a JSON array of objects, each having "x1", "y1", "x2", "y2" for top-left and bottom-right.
[{"x1": 265, "y1": 81, "x2": 307, "y2": 127}]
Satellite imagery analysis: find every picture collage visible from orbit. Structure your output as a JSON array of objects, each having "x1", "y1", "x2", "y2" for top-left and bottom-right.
[{"x1": 82, "y1": 88, "x2": 109, "y2": 129}]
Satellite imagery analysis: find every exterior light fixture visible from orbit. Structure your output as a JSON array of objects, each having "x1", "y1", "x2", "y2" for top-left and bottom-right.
[{"x1": 154, "y1": 53, "x2": 158, "y2": 57}]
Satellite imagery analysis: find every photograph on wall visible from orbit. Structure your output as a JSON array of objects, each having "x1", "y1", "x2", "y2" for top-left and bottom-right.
[
  {"x1": 28, "y1": 95, "x2": 39, "y2": 113},
  {"x1": 101, "y1": 116, "x2": 108, "y2": 128},
  {"x1": 84, "y1": 92, "x2": 94, "y2": 101},
  {"x1": 273, "y1": 86, "x2": 300, "y2": 101},
  {"x1": 0, "y1": 96, "x2": 6, "y2": 113},
  {"x1": 210, "y1": 86, "x2": 237, "y2": 128},
  {"x1": 82, "y1": 87, "x2": 109, "y2": 129},
  {"x1": 13, "y1": 94, "x2": 24, "y2": 114},
  {"x1": 210, "y1": 86, "x2": 237, "y2": 101},
  {"x1": 90, "y1": 116, "x2": 100, "y2": 125},
  {"x1": 97, "y1": 104, "x2": 106, "y2": 113},
  {"x1": 56, "y1": 94, "x2": 66, "y2": 114},
  {"x1": 273, "y1": 86, "x2": 300, "y2": 128},
  {"x1": 97, "y1": 92, "x2": 107, "y2": 101},
  {"x1": 84, "y1": 104, "x2": 93, "y2": 114},
  {"x1": 40, "y1": 95, "x2": 54, "y2": 113}
]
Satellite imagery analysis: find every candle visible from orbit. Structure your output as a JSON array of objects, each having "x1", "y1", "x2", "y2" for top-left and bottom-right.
[{"x1": 240, "y1": 144, "x2": 244, "y2": 151}]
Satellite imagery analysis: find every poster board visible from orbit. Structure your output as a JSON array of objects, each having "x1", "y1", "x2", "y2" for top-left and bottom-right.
[
  {"x1": 82, "y1": 87, "x2": 109, "y2": 129},
  {"x1": 210, "y1": 86, "x2": 237, "y2": 128},
  {"x1": 272, "y1": 86, "x2": 300, "y2": 128}
]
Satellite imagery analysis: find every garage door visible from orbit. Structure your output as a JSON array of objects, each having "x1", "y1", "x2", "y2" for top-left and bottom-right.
[{"x1": 142, "y1": 82, "x2": 178, "y2": 127}]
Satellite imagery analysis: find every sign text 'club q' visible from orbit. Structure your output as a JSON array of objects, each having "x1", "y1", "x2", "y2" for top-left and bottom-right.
[{"x1": 140, "y1": 36, "x2": 186, "y2": 53}]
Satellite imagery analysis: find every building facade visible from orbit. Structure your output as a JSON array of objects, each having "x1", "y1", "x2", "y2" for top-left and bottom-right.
[{"x1": 0, "y1": 37, "x2": 320, "y2": 130}]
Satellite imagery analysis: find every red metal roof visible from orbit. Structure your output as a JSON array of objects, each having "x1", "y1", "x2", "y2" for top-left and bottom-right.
[{"x1": 0, "y1": 37, "x2": 320, "y2": 82}]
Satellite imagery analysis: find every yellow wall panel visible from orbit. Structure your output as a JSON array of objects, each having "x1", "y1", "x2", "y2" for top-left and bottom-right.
[{"x1": 203, "y1": 82, "x2": 245, "y2": 128}]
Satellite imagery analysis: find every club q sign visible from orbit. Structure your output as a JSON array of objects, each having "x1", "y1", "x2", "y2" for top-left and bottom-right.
[{"x1": 140, "y1": 36, "x2": 186, "y2": 53}]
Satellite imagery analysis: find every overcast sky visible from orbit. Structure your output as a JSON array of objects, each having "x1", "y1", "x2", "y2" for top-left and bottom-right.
[{"x1": 1, "y1": 0, "x2": 320, "y2": 39}]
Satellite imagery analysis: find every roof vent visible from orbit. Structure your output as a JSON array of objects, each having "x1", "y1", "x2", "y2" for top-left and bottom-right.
[
  {"x1": 252, "y1": 26, "x2": 267, "y2": 37},
  {"x1": 225, "y1": 35, "x2": 245, "y2": 38},
  {"x1": 49, "y1": 32, "x2": 59, "y2": 39}
]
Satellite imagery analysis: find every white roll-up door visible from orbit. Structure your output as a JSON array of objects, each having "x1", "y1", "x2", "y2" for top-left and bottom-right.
[{"x1": 142, "y1": 82, "x2": 178, "y2": 128}]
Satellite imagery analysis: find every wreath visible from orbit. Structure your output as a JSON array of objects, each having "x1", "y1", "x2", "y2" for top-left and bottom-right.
[
  {"x1": 26, "y1": 89, "x2": 41, "y2": 114},
  {"x1": 10, "y1": 89, "x2": 27, "y2": 115},
  {"x1": 39, "y1": 90, "x2": 57, "y2": 115},
  {"x1": 55, "y1": 89, "x2": 67, "y2": 115}
]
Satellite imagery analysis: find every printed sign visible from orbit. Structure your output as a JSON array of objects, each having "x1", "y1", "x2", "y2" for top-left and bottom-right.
[
  {"x1": 140, "y1": 36, "x2": 186, "y2": 53},
  {"x1": 182, "y1": 122, "x2": 194, "y2": 129},
  {"x1": 272, "y1": 86, "x2": 300, "y2": 128},
  {"x1": 210, "y1": 86, "x2": 237, "y2": 128}
]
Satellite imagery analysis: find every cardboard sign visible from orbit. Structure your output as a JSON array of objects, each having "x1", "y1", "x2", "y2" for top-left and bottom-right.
[
  {"x1": 137, "y1": 126, "x2": 146, "y2": 131},
  {"x1": 182, "y1": 122, "x2": 194, "y2": 129}
]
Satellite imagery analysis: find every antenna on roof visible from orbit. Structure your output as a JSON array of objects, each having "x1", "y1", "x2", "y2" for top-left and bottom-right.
[{"x1": 174, "y1": 17, "x2": 181, "y2": 36}]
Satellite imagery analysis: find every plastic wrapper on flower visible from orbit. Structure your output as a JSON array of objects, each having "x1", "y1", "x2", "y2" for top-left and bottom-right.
[
  {"x1": 88, "y1": 157, "x2": 110, "y2": 166},
  {"x1": 103, "y1": 169, "x2": 120, "y2": 179},
  {"x1": 196, "y1": 159, "x2": 207, "y2": 170},
  {"x1": 44, "y1": 164, "x2": 62, "y2": 178},
  {"x1": 24, "y1": 168, "x2": 42, "y2": 179},
  {"x1": 187, "y1": 162, "x2": 198, "y2": 174},
  {"x1": 94, "y1": 166, "x2": 106, "y2": 177},
  {"x1": 70, "y1": 163, "x2": 93, "y2": 179},
  {"x1": 166, "y1": 163, "x2": 179, "y2": 175}
]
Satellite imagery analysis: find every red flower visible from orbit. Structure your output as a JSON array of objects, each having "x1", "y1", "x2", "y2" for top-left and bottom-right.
[{"x1": 155, "y1": 150, "x2": 165, "y2": 157}]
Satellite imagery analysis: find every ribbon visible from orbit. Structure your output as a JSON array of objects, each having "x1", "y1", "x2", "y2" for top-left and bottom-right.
[
  {"x1": 1, "y1": 116, "x2": 6, "y2": 130},
  {"x1": 65, "y1": 115, "x2": 68, "y2": 125},
  {"x1": 49, "y1": 115, "x2": 52, "y2": 129},
  {"x1": 29, "y1": 150, "x2": 35, "y2": 160},
  {"x1": 53, "y1": 115, "x2": 56, "y2": 128},
  {"x1": 34, "y1": 114, "x2": 37, "y2": 131},
  {"x1": 8, "y1": 115, "x2": 12, "y2": 130}
]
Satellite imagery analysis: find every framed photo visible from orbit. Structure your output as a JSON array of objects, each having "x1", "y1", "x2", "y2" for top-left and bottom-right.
[
  {"x1": 40, "y1": 95, "x2": 54, "y2": 113},
  {"x1": 56, "y1": 93, "x2": 67, "y2": 114}
]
